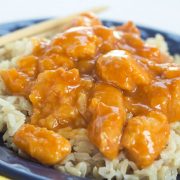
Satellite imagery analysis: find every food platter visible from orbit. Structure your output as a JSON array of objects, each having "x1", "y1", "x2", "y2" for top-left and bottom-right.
[{"x1": 0, "y1": 18, "x2": 179, "y2": 180}]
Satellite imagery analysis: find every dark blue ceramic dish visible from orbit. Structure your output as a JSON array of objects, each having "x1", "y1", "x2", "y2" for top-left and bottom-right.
[{"x1": 0, "y1": 19, "x2": 179, "y2": 180}]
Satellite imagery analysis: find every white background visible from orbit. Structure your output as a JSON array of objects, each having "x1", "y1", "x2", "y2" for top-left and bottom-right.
[{"x1": 0, "y1": 0, "x2": 180, "y2": 34}]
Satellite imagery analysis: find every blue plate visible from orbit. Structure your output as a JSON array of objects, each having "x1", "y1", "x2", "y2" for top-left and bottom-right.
[{"x1": 0, "y1": 19, "x2": 180, "y2": 180}]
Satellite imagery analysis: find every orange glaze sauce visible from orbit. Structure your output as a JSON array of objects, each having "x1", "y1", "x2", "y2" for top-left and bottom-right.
[{"x1": 1, "y1": 12, "x2": 180, "y2": 168}]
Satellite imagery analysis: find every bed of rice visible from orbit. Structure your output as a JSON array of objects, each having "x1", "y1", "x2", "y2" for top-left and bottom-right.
[{"x1": 0, "y1": 34, "x2": 179, "y2": 180}]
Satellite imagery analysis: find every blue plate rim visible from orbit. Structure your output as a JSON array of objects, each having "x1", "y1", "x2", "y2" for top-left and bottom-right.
[{"x1": 1, "y1": 17, "x2": 180, "y2": 37}]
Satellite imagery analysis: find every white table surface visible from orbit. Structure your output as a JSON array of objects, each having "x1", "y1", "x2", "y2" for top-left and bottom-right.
[{"x1": 0, "y1": 0, "x2": 180, "y2": 35}]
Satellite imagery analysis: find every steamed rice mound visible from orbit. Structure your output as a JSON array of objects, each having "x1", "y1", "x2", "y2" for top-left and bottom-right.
[{"x1": 0, "y1": 34, "x2": 179, "y2": 180}]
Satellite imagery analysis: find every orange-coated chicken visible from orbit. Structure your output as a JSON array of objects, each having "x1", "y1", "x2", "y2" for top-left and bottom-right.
[
  {"x1": 121, "y1": 111, "x2": 170, "y2": 168},
  {"x1": 52, "y1": 27, "x2": 99, "y2": 59},
  {"x1": 13, "y1": 124, "x2": 71, "y2": 165},
  {"x1": 17, "y1": 55, "x2": 39, "y2": 78},
  {"x1": 70, "y1": 12, "x2": 102, "y2": 27},
  {"x1": 29, "y1": 68, "x2": 87, "y2": 130},
  {"x1": 0, "y1": 69, "x2": 31, "y2": 96},
  {"x1": 88, "y1": 83, "x2": 126, "y2": 159},
  {"x1": 96, "y1": 50, "x2": 151, "y2": 91}
]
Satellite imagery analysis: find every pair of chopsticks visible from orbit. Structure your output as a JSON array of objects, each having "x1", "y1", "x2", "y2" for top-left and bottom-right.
[{"x1": 0, "y1": 6, "x2": 107, "y2": 46}]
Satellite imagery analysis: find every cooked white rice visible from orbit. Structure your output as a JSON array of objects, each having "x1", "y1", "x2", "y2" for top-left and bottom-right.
[{"x1": 0, "y1": 35, "x2": 179, "y2": 180}]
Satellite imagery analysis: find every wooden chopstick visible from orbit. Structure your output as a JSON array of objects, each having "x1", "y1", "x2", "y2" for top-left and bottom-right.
[{"x1": 0, "y1": 6, "x2": 108, "y2": 46}]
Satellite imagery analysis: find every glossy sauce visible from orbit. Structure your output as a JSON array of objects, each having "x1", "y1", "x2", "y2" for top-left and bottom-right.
[
  {"x1": 88, "y1": 83, "x2": 126, "y2": 159},
  {"x1": 1, "y1": 12, "x2": 179, "y2": 167},
  {"x1": 13, "y1": 124, "x2": 71, "y2": 165},
  {"x1": 121, "y1": 111, "x2": 170, "y2": 168}
]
